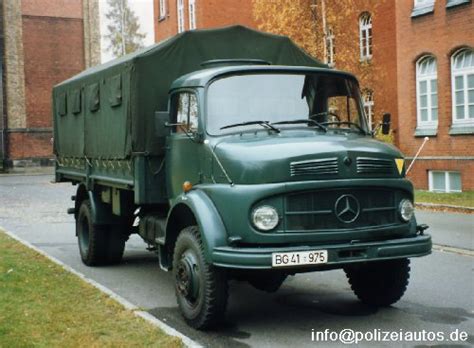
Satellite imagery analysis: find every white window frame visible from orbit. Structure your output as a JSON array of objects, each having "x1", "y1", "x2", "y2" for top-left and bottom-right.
[
  {"x1": 428, "y1": 171, "x2": 462, "y2": 193},
  {"x1": 188, "y1": 0, "x2": 196, "y2": 30},
  {"x1": 325, "y1": 27, "x2": 335, "y2": 67},
  {"x1": 414, "y1": 0, "x2": 435, "y2": 9},
  {"x1": 451, "y1": 48, "x2": 474, "y2": 125},
  {"x1": 363, "y1": 90, "x2": 374, "y2": 130},
  {"x1": 359, "y1": 13, "x2": 372, "y2": 61},
  {"x1": 159, "y1": 0, "x2": 166, "y2": 19},
  {"x1": 177, "y1": 0, "x2": 185, "y2": 33},
  {"x1": 416, "y1": 56, "x2": 438, "y2": 128}
]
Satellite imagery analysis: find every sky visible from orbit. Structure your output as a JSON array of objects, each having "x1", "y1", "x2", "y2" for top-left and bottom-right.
[{"x1": 99, "y1": 0, "x2": 155, "y2": 63}]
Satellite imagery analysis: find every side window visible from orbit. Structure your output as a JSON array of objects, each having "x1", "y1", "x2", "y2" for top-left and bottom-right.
[{"x1": 175, "y1": 92, "x2": 198, "y2": 132}]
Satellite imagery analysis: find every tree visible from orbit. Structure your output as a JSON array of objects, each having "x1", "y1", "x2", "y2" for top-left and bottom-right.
[
  {"x1": 252, "y1": 0, "x2": 388, "y2": 135},
  {"x1": 104, "y1": 0, "x2": 146, "y2": 58}
]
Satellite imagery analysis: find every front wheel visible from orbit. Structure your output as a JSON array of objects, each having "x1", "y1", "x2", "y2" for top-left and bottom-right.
[
  {"x1": 344, "y1": 258, "x2": 410, "y2": 306},
  {"x1": 173, "y1": 226, "x2": 228, "y2": 329}
]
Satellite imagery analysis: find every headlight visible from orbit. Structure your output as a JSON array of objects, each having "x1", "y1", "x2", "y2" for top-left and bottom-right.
[
  {"x1": 399, "y1": 199, "x2": 414, "y2": 222},
  {"x1": 252, "y1": 205, "x2": 279, "y2": 231}
]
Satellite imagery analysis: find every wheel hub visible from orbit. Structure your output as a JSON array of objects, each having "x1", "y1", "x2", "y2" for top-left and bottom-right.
[{"x1": 176, "y1": 251, "x2": 200, "y2": 301}]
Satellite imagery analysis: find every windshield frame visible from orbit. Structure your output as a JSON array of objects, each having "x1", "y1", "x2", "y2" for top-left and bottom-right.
[{"x1": 203, "y1": 70, "x2": 369, "y2": 137}]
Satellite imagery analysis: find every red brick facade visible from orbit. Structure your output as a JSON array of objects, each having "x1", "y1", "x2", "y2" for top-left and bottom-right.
[
  {"x1": 22, "y1": 15, "x2": 85, "y2": 129},
  {"x1": 395, "y1": 1, "x2": 474, "y2": 190},
  {"x1": 154, "y1": 0, "x2": 255, "y2": 42},
  {"x1": 2, "y1": 0, "x2": 88, "y2": 165},
  {"x1": 8, "y1": 132, "x2": 52, "y2": 160}
]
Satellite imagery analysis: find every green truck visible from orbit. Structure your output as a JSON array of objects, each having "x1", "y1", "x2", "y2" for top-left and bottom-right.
[{"x1": 53, "y1": 26, "x2": 431, "y2": 329}]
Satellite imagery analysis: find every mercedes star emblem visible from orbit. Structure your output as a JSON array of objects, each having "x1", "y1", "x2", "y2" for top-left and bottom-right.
[{"x1": 335, "y1": 194, "x2": 360, "y2": 223}]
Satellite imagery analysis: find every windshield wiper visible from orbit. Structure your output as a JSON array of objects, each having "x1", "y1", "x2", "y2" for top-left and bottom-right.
[
  {"x1": 321, "y1": 121, "x2": 367, "y2": 134},
  {"x1": 220, "y1": 120, "x2": 280, "y2": 133},
  {"x1": 271, "y1": 119, "x2": 327, "y2": 132}
]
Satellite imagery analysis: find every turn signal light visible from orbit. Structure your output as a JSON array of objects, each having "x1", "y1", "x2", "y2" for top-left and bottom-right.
[{"x1": 183, "y1": 181, "x2": 193, "y2": 193}]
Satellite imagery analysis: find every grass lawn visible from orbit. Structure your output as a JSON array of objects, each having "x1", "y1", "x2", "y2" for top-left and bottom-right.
[
  {"x1": 0, "y1": 231, "x2": 181, "y2": 348},
  {"x1": 415, "y1": 190, "x2": 474, "y2": 208}
]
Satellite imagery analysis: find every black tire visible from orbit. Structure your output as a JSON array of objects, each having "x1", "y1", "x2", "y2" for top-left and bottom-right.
[
  {"x1": 173, "y1": 226, "x2": 228, "y2": 329},
  {"x1": 248, "y1": 273, "x2": 287, "y2": 293},
  {"x1": 344, "y1": 258, "x2": 410, "y2": 307},
  {"x1": 77, "y1": 200, "x2": 126, "y2": 266}
]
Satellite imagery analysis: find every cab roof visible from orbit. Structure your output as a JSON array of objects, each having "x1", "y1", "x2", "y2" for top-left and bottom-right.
[{"x1": 170, "y1": 65, "x2": 359, "y2": 90}]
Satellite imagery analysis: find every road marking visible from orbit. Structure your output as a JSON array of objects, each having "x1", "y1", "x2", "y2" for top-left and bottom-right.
[
  {"x1": 433, "y1": 244, "x2": 474, "y2": 257},
  {"x1": 0, "y1": 226, "x2": 202, "y2": 348}
]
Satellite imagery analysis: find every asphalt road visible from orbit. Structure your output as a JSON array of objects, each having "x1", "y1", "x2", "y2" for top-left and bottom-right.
[{"x1": 0, "y1": 174, "x2": 473, "y2": 347}]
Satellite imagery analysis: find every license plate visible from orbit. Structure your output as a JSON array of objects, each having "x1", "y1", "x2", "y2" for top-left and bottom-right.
[{"x1": 272, "y1": 250, "x2": 328, "y2": 268}]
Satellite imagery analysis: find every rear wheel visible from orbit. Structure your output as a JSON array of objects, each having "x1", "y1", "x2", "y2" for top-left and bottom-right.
[
  {"x1": 344, "y1": 258, "x2": 410, "y2": 306},
  {"x1": 173, "y1": 226, "x2": 228, "y2": 329},
  {"x1": 77, "y1": 200, "x2": 126, "y2": 266}
]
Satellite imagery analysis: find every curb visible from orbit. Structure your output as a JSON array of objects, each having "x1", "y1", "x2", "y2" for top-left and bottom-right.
[
  {"x1": 0, "y1": 227, "x2": 202, "y2": 348},
  {"x1": 433, "y1": 244, "x2": 474, "y2": 257},
  {"x1": 416, "y1": 202, "x2": 474, "y2": 214}
]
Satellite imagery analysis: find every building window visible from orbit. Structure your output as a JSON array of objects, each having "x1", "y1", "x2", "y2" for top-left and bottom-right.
[
  {"x1": 159, "y1": 0, "x2": 166, "y2": 19},
  {"x1": 416, "y1": 56, "x2": 438, "y2": 129},
  {"x1": 189, "y1": 0, "x2": 196, "y2": 30},
  {"x1": 177, "y1": 0, "x2": 185, "y2": 33},
  {"x1": 412, "y1": 0, "x2": 436, "y2": 17},
  {"x1": 429, "y1": 171, "x2": 462, "y2": 192},
  {"x1": 359, "y1": 13, "x2": 372, "y2": 61},
  {"x1": 446, "y1": 0, "x2": 471, "y2": 9},
  {"x1": 451, "y1": 48, "x2": 474, "y2": 125},
  {"x1": 362, "y1": 89, "x2": 374, "y2": 130},
  {"x1": 325, "y1": 27, "x2": 335, "y2": 67}
]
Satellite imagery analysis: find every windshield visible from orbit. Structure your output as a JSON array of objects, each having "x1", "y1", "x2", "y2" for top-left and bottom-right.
[{"x1": 206, "y1": 73, "x2": 367, "y2": 135}]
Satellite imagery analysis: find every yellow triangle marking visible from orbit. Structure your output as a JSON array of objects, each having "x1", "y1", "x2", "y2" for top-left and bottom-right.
[{"x1": 395, "y1": 158, "x2": 404, "y2": 175}]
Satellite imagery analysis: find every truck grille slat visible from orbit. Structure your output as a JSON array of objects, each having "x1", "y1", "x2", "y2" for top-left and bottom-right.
[
  {"x1": 356, "y1": 157, "x2": 394, "y2": 174},
  {"x1": 290, "y1": 158, "x2": 338, "y2": 177}
]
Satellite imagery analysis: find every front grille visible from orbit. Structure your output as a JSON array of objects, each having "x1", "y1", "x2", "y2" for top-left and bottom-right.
[
  {"x1": 290, "y1": 157, "x2": 338, "y2": 177},
  {"x1": 357, "y1": 157, "x2": 393, "y2": 174},
  {"x1": 285, "y1": 188, "x2": 398, "y2": 231}
]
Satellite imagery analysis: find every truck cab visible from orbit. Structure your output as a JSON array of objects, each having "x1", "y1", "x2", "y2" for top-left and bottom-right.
[{"x1": 157, "y1": 64, "x2": 431, "y2": 327}]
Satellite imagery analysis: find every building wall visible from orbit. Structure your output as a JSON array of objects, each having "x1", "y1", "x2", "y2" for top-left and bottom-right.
[
  {"x1": 395, "y1": 0, "x2": 474, "y2": 190},
  {"x1": 2, "y1": 0, "x2": 100, "y2": 168},
  {"x1": 154, "y1": 0, "x2": 255, "y2": 42}
]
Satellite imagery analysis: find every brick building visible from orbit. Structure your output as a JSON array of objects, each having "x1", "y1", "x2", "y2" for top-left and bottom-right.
[
  {"x1": 154, "y1": 0, "x2": 255, "y2": 42},
  {"x1": 153, "y1": 0, "x2": 473, "y2": 191},
  {"x1": 0, "y1": 0, "x2": 100, "y2": 170},
  {"x1": 395, "y1": 0, "x2": 473, "y2": 192}
]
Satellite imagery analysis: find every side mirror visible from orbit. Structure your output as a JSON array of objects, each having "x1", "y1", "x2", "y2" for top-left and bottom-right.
[
  {"x1": 381, "y1": 113, "x2": 391, "y2": 135},
  {"x1": 154, "y1": 111, "x2": 170, "y2": 138}
]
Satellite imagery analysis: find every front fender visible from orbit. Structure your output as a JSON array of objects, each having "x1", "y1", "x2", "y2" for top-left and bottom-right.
[{"x1": 166, "y1": 189, "x2": 228, "y2": 262}]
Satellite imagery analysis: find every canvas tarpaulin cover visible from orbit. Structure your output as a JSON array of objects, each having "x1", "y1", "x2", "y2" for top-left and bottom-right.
[{"x1": 53, "y1": 25, "x2": 326, "y2": 159}]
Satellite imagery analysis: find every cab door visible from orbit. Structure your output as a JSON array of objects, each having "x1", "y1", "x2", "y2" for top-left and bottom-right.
[{"x1": 165, "y1": 91, "x2": 201, "y2": 199}]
